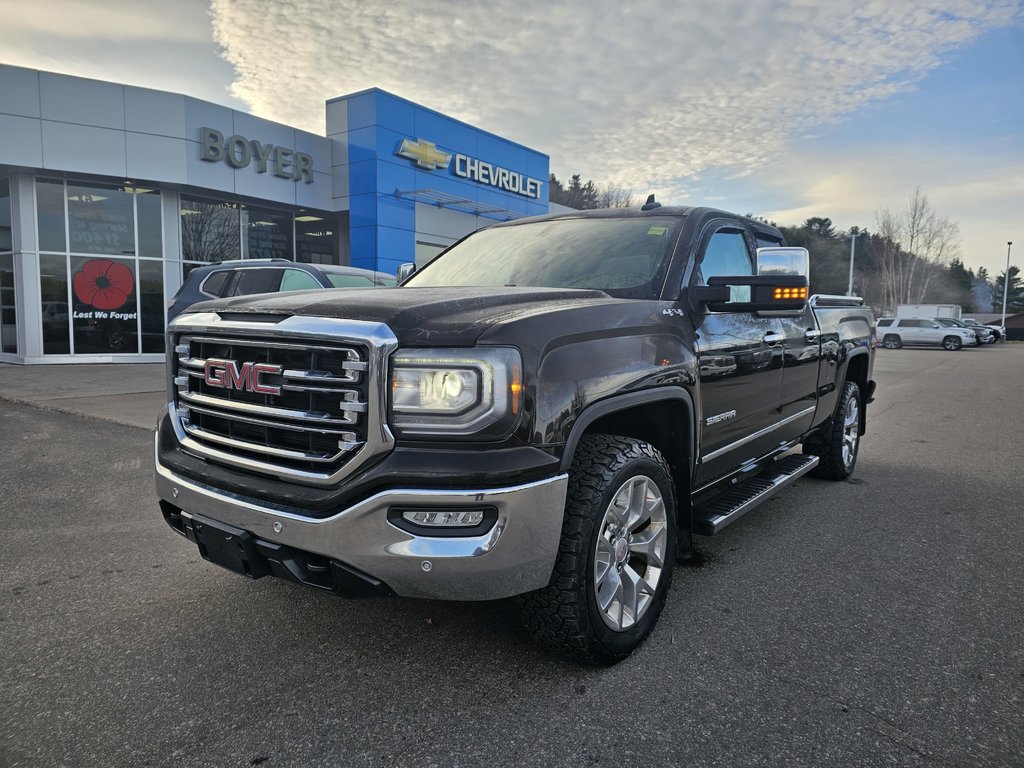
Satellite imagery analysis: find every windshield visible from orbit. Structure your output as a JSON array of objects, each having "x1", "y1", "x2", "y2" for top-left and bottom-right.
[
  {"x1": 404, "y1": 217, "x2": 682, "y2": 298},
  {"x1": 937, "y1": 318, "x2": 966, "y2": 327}
]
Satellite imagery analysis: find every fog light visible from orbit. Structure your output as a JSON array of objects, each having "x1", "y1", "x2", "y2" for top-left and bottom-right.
[{"x1": 401, "y1": 509, "x2": 485, "y2": 527}]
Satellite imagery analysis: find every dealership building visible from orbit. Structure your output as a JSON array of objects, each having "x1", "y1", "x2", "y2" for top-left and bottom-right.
[{"x1": 0, "y1": 64, "x2": 550, "y2": 363}]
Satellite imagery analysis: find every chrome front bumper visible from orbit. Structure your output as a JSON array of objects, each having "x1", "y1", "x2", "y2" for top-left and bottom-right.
[{"x1": 155, "y1": 440, "x2": 568, "y2": 601}]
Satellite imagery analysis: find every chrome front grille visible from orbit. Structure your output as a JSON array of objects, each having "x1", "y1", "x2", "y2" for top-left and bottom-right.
[{"x1": 167, "y1": 313, "x2": 398, "y2": 486}]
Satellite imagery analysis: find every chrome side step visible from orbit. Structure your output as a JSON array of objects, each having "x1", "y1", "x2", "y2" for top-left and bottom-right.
[{"x1": 692, "y1": 454, "x2": 819, "y2": 535}]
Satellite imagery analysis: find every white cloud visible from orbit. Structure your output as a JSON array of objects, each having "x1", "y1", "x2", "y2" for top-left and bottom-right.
[
  {"x1": 0, "y1": 0, "x2": 245, "y2": 109},
  {"x1": 3, "y1": 0, "x2": 210, "y2": 42},
  {"x1": 210, "y1": 0, "x2": 1019, "y2": 191}
]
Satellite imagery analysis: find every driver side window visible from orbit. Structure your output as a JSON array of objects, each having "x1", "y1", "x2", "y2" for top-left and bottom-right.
[
  {"x1": 697, "y1": 229, "x2": 753, "y2": 302},
  {"x1": 699, "y1": 230, "x2": 753, "y2": 281}
]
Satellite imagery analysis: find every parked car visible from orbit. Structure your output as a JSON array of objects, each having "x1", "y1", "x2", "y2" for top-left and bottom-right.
[
  {"x1": 962, "y1": 317, "x2": 1005, "y2": 342},
  {"x1": 876, "y1": 317, "x2": 977, "y2": 350},
  {"x1": 167, "y1": 260, "x2": 396, "y2": 322},
  {"x1": 934, "y1": 317, "x2": 993, "y2": 344}
]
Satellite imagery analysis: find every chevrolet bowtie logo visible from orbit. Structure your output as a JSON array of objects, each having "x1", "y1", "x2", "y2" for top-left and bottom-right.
[{"x1": 397, "y1": 138, "x2": 452, "y2": 171}]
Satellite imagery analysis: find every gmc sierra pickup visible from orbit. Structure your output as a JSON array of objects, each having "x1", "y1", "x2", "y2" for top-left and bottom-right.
[{"x1": 155, "y1": 203, "x2": 876, "y2": 663}]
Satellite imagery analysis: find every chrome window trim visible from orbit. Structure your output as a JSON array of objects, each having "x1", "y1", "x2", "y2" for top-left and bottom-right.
[
  {"x1": 166, "y1": 313, "x2": 399, "y2": 486},
  {"x1": 700, "y1": 406, "x2": 816, "y2": 463}
]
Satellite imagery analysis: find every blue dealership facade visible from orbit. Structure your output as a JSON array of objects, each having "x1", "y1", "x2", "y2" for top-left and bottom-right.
[
  {"x1": 329, "y1": 88, "x2": 549, "y2": 275},
  {"x1": 0, "y1": 65, "x2": 550, "y2": 363}
]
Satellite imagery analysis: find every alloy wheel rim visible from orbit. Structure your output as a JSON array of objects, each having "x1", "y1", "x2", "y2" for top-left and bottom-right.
[
  {"x1": 842, "y1": 397, "x2": 860, "y2": 469},
  {"x1": 593, "y1": 475, "x2": 668, "y2": 631}
]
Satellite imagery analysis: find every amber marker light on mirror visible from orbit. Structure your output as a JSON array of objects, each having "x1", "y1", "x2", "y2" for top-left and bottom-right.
[{"x1": 773, "y1": 287, "x2": 808, "y2": 300}]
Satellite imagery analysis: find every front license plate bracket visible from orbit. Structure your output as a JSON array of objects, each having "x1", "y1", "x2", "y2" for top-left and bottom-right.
[{"x1": 185, "y1": 514, "x2": 270, "y2": 579}]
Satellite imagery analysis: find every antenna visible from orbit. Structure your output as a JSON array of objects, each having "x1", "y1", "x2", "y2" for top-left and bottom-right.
[{"x1": 641, "y1": 193, "x2": 661, "y2": 211}]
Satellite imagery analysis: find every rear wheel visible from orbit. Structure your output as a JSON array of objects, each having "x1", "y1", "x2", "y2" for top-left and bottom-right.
[
  {"x1": 805, "y1": 380, "x2": 861, "y2": 480},
  {"x1": 883, "y1": 334, "x2": 902, "y2": 349},
  {"x1": 518, "y1": 435, "x2": 677, "y2": 664},
  {"x1": 942, "y1": 335, "x2": 962, "y2": 351}
]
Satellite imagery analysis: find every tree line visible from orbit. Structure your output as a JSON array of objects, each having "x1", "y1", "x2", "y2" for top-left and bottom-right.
[
  {"x1": 766, "y1": 189, "x2": 1021, "y2": 314},
  {"x1": 550, "y1": 174, "x2": 1021, "y2": 315},
  {"x1": 548, "y1": 173, "x2": 637, "y2": 210}
]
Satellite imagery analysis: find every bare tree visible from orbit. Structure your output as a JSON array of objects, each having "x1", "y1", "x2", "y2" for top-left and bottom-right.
[
  {"x1": 874, "y1": 206, "x2": 904, "y2": 312},
  {"x1": 596, "y1": 183, "x2": 637, "y2": 209},
  {"x1": 874, "y1": 188, "x2": 960, "y2": 310}
]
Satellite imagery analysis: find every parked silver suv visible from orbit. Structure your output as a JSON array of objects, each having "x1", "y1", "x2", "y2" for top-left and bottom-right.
[{"x1": 877, "y1": 318, "x2": 978, "y2": 350}]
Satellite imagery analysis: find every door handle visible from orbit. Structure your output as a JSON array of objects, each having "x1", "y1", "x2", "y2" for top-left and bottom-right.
[
  {"x1": 762, "y1": 332, "x2": 784, "y2": 345},
  {"x1": 804, "y1": 329, "x2": 821, "y2": 341}
]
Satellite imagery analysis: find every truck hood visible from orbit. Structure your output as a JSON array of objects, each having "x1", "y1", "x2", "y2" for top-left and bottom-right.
[{"x1": 183, "y1": 286, "x2": 615, "y2": 346}]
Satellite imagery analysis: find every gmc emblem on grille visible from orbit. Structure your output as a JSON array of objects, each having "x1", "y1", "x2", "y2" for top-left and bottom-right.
[{"x1": 203, "y1": 358, "x2": 283, "y2": 396}]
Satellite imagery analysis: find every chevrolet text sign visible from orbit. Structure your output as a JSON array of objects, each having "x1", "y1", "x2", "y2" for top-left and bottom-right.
[
  {"x1": 453, "y1": 155, "x2": 543, "y2": 199},
  {"x1": 200, "y1": 127, "x2": 314, "y2": 183},
  {"x1": 396, "y1": 137, "x2": 543, "y2": 199}
]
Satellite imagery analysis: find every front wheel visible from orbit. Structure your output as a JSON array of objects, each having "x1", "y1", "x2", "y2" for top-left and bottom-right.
[
  {"x1": 883, "y1": 334, "x2": 902, "y2": 349},
  {"x1": 942, "y1": 335, "x2": 962, "y2": 351},
  {"x1": 805, "y1": 380, "x2": 862, "y2": 480},
  {"x1": 518, "y1": 435, "x2": 677, "y2": 664}
]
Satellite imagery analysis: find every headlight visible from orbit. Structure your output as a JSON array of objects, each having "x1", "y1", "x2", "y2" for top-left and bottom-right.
[{"x1": 390, "y1": 347, "x2": 522, "y2": 437}]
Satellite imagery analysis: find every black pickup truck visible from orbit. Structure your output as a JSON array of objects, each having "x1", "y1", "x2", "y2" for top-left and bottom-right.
[{"x1": 155, "y1": 203, "x2": 876, "y2": 663}]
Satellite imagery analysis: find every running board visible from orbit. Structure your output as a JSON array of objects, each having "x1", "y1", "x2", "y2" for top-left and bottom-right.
[{"x1": 692, "y1": 454, "x2": 819, "y2": 535}]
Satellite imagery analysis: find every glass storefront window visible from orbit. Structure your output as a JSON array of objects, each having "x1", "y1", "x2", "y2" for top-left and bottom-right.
[
  {"x1": 0, "y1": 178, "x2": 12, "y2": 252},
  {"x1": 37, "y1": 179, "x2": 67, "y2": 252},
  {"x1": 34, "y1": 179, "x2": 167, "y2": 356},
  {"x1": 244, "y1": 207, "x2": 293, "y2": 260},
  {"x1": 67, "y1": 181, "x2": 136, "y2": 256},
  {"x1": 70, "y1": 255, "x2": 138, "y2": 354},
  {"x1": 296, "y1": 212, "x2": 342, "y2": 264},
  {"x1": 181, "y1": 197, "x2": 240, "y2": 264},
  {"x1": 139, "y1": 259, "x2": 165, "y2": 353},
  {"x1": 1, "y1": 253, "x2": 16, "y2": 354},
  {"x1": 40, "y1": 253, "x2": 70, "y2": 354},
  {"x1": 136, "y1": 189, "x2": 163, "y2": 259}
]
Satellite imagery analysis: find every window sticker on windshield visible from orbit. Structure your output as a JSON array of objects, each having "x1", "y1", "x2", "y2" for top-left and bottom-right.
[{"x1": 647, "y1": 226, "x2": 667, "y2": 236}]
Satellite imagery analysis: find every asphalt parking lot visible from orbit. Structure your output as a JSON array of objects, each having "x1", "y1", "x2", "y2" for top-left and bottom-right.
[{"x1": 2, "y1": 345, "x2": 1022, "y2": 767}]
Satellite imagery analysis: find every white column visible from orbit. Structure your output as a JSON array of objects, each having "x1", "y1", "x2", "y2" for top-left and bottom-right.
[
  {"x1": 162, "y1": 189, "x2": 182, "y2": 302},
  {"x1": 11, "y1": 174, "x2": 42, "y2": 360}
]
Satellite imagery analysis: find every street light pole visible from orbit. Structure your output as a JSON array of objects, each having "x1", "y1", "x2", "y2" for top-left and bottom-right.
[
  {"x1": 847, "y1": 231, "x2": 859, "y2": 296},
  {"x1": 1000, "y1": 241, "x2": 1013, "y2": 331}
]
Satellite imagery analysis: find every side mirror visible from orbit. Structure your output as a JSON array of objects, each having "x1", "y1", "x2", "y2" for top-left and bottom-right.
[
  {"x1": 693, "y1": 275, "x2": 809, "y2": 313},
  {"x1": 756, "y1": 247, "x2": 810, "y2": 279},
  {"x1": 396, "y1": 262, "x2": 416, "y2": 284}
]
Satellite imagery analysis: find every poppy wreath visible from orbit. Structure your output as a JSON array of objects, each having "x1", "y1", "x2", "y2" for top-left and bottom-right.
[{"x1": 73, "y1": 259, "x2": 135, "y2": 311}]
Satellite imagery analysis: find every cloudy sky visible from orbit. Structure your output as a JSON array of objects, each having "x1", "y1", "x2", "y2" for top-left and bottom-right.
[{"x1": 2, "y1": 0, "x2": 1021, "y2": 274}]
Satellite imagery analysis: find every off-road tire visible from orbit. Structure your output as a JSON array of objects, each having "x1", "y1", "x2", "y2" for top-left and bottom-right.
[
  {"x1": 805, "y1": 380, "x2": 861, "y2": 480},
  {"x1": 517, "y1": 435, "x2": 677, "y2": 665}
]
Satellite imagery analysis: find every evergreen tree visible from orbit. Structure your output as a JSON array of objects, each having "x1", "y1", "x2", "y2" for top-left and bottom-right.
[
  {"x1": 548, "y1": 173, "x2": 567, "y2": 205},
  {"x1": 992, "y1": 265, "x2": 1024, "y2": 313},
  {"x1": 804, "y1": 217, "x2": 836, "y2": 239},
  {"x1": 948, "y1": 258, "x2": 974, "y2": 294}
]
